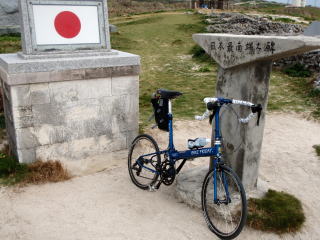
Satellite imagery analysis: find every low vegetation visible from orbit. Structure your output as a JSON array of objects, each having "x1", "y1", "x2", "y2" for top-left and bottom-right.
[
  {"x1": 247, "y1": 189, "x2": 305, "y2": 233},
  {"x1": 274, "y1": 17, "x2": 296, "y2": 23},
  {"x1": 284, "y1": 64, "x2": 311, "y2": 78},
  {"x1": 0, "y1": 152, "x2": 28, "y2": 185},
  {"x1": 313, "y1": 145, "x2": 320, "y2": 157},
  {"x1": 0, "y1": 35, "x2": 21, "y2": 54},
  {"x1": 0, "y1": 150, "x2": 70, "y2": 186},
  {"x1": 108, "y1": 0, "x2": 190, "y2": 17}
]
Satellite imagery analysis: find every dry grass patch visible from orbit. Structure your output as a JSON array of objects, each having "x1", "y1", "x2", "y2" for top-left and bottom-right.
[
  {"x1": 0, "y1": 150, "x2": 71, "y2": 186},
  {"x1": 24, "y1": 160, "x2": 71, "y2": 185}
]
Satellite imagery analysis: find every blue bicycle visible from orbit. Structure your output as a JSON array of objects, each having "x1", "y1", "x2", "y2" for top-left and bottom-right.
[{"x1": 128, "y1": 89, "x2": 262, "y2": 239}]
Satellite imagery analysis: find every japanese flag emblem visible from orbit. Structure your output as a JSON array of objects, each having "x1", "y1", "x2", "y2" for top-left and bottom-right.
[{"x1": 32, "y1": 5, "x2": 101, "y2": 45}]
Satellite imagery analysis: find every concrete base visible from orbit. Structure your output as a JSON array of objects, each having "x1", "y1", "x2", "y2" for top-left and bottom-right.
[
  {"x1": 175, "y1": 166, "x2": 268, "y2": 209},
  {"x1": 0, "y1": 50, "x2": 140, "y2": 169},
  {"x1": 216, "y1": 61, "x2": 272, "y2": 190}
]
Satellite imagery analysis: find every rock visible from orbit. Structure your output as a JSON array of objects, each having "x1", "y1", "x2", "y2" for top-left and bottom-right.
[
  {"x1": 205, "y1": 12, "x2": 304, "y2": 36},
  {"x1": 176, "y1": 166, "x2": 269, "y2": 209},
  {"x1": 176, "y1": 166, "x2": 208, "y2": 209}
]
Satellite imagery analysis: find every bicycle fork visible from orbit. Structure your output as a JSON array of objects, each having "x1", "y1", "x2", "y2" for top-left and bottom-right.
[{"x1": 213, "y1": 164, "x2": 231, "y2": 205}]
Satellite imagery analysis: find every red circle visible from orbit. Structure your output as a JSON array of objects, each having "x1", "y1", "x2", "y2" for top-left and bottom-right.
[{"x1": 54, "y1": 11, "x2": 81, "y2": 39}]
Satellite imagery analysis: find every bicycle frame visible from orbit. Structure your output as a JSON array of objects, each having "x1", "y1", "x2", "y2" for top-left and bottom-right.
[
  {"x1": 138, "y1": 101, "x2": 220, "y2": 164},
  {"x1": 136, "y1": 98, "x2": 230, "y2": 201}
]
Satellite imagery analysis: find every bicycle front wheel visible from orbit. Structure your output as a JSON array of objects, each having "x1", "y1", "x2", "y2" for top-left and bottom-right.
[
  {"x1": 201, "y1": 165, "x2": 247, "y2": 240},
  {"x1": 128, "y1": 134, "x2": 161, "y2": 190}
]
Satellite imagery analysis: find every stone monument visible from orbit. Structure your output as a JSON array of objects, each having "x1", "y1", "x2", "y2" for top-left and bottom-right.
[
  {"x1": 0, "y1": 0, "x2": 140, "y2": 173},
  {"x1": 176, "y1": 33, "x2": 320, "y2": 207}
]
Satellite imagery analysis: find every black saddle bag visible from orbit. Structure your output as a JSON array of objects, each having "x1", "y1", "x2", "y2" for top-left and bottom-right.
[{"x1": 151, "y1": 97, "x2": 169, "y2": 132}]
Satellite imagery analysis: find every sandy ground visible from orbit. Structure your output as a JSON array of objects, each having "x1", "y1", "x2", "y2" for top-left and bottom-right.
[{"x1": 0, "y1": 113, "x2": 319, "y2": 240}]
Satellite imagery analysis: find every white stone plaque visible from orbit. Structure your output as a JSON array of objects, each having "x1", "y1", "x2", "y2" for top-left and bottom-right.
[{"x1": 19, "y1": 0, "x2": 111, "y2": 54}]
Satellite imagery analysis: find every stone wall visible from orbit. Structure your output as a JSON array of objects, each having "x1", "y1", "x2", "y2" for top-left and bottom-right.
[
  {"x1": 0, "y1": 51, "x2": 140, "y2": 165},
  {"x1": 274, "y1": 50, "x2": 320, "y2": 72}
]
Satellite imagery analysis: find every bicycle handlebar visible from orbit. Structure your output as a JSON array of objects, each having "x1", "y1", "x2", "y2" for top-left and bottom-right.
[{"x1": 195, "y1": 98, "x2": 263, "y2": 126}]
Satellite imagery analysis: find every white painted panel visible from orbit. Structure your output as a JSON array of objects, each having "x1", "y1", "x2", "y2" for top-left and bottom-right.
[{"x1": 32, "y1": 5, "x2": 100, "y2": 45}]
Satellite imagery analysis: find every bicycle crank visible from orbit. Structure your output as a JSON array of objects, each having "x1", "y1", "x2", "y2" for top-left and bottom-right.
[{"x1": 160, "y1": 161, "x2": 176, "y2": 186}]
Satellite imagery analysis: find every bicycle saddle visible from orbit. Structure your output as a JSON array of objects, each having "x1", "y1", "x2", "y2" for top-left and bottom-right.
[{"x1": 157, "y1": 89, "x2": 183, "y2": 99}]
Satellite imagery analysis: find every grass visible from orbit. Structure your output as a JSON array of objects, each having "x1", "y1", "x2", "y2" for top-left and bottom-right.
[
  {"x1": 0, "y1": 35, "x2": 21, "y2": 53},
  {"x1": 110, "y1": 12, "x2": 217, "y2": 127},
  {"x1": 274, "y1": 17, "x2": 296, "y2": 23},
  {"x1": 117, "y1": 16, "x2": 164, "y2": 26},
  {"x1": 0, "y1": 152, "x2": 28, "y2": 185},
  {"x1": 26, "y1": 160, "x2": 71, "y2": 184},
  {"x1": 0, "y1": 150, "x2": 70, "y2": 186},
  {"x1": 1, "y1": 11, "x2": 319, "y2": 126},
  {"x1": 247, "y1": 189, "x2": 305, "y2": 233},
  {"x1": 108, "y1": 0, "x2": 190, "y2": 17},
  {"x1": 268, "y1": 70, "x2": 320, "y2": 118},
  {"x1": 313, "y1": 145, "x2": 320, "y2": 157}
]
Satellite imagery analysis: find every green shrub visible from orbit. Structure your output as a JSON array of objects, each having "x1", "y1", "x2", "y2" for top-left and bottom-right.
[
  {"x1": 247, "y1": 189, "x2": 305, "y2": 233},
  {"x1": 198, "y1": 66, "x2": 210, "y2": 72},
  {"x1": 284, "y1": 64, "x2": 311, "y2": 78},
  {"x1": 275, "y1": 17, "x2": 295, "y2": 23},
  {"x1": 309, "y1": 88, "x2": 320, "y2": 98},
  {"x1": 190, "y1": 45, "x2": 213, "y2": 63},
  {"x1": 0, "y1": 153, "x2": 27, "y2": 181},
  {"x1": 313, "y1": 145, "x2": 320, "y2": 157}
]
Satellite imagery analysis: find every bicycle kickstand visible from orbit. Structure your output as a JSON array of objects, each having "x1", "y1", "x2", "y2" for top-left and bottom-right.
[{"x1": 149, "y1": 176, "x2": 164, "y2": 192}]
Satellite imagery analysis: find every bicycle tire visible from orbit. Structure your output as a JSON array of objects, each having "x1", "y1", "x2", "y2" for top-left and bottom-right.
[
  {"x1": 128, "y1": 134, "x2": 161, "y2": 190},
  {"x1": 201, "y1": 165, "x2": 247, "y2": 239}
]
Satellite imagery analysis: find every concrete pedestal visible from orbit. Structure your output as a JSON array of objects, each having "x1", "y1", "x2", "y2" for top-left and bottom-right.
[
  {"x1": 216, "y1": 61, "x2": 272, "y2": 188},
  {"x1": 0, "y1": 50, "x2": 140, "y2": 167}
]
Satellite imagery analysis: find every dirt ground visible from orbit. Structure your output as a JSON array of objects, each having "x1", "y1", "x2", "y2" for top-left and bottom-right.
[{"x1": 0, "y1": 113, "x2": 319, "y2": 240}]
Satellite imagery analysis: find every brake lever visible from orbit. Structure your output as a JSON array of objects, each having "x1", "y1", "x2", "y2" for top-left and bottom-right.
[{"x1": 251, "y1": 104, "x2": 263, "y2": 126}]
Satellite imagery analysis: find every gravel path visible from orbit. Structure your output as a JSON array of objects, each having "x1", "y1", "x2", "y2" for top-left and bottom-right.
[{"x1": 0, "y1": 113, "x2": 319, "y2": 240}]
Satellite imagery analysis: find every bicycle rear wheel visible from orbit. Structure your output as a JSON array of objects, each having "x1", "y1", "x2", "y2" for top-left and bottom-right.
[
  {"x1": 128, "y1": 134, "x2": 161, "y2": 190},
  {"x1": 201, "y1": 165, "x2": 247, "y2": 240}
]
